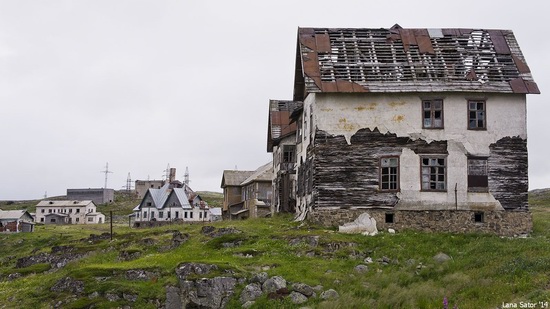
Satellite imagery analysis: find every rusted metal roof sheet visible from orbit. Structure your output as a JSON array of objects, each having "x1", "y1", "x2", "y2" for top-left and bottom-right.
[
  {"x1": 267, "y1": 100, "x2": 303, "y2": 152},
  {"x1": 293, "y1": 26, "x2": 539, "y2": 100}
]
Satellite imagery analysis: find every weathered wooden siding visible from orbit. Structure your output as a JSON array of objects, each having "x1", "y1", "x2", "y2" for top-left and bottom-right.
[
  {"x1": 311, "y1": 128, "x2": 447, "y2": 208},
  {"x1": 488, "y1": 136, "x2": 528, "y2": 210}
]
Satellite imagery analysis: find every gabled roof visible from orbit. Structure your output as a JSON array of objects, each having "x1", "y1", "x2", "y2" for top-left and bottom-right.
[
  {"x1": 0, "y1": 210, "x2": 31, "y2": 220},
  {"x1": 36, "y1": 200, "x2": 95, "y2": 207},
  {"x1": 221, "y1": 170, "x2": 254, "y2": 188},
  {"x1": 143, "y1": 183, "x2": 171, "y2": 209},
  {"x1": 172, "y1": 187, "x2": 193, "y2": 209},
  {"x1": 267, "y1": 100, "x2": 303, "y2": 152},
  {"x1": 241, "y1": 162, "x2": 273, "y2": 186},
  {"x1": 294, "y1": 26, "x2": 539, "y2": 101}
]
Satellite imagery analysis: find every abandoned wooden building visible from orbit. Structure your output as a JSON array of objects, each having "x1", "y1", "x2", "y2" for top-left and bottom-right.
[
  {"x1": 0, "y1": 209, "x2": 35, "y2": 232},
  {"x1": 221, "y1": 162, "x2": 273, "y2": 219},
  {"x1": 268, "y1": 25, "x2": 539, "y2": 236}
]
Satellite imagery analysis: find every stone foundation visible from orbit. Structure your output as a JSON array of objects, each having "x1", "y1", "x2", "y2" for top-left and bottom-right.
[{"x1": 307, "y1": 208, "x2": 533, "y2": 236}]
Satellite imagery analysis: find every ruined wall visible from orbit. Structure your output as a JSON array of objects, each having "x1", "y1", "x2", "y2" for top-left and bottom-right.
[
  {"x1": 294, "y1": 92, "x2": 529, "y2": 213},
  {"x1": 307, "y1": 208, "x2": 533, "y2": 237}
]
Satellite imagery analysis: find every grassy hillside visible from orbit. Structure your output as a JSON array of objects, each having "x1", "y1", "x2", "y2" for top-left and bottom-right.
[{"x1": 0, "y1": 192, "x2": 549, "y2": 308}]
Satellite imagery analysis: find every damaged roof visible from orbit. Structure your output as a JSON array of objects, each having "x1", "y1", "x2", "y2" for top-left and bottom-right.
[
  {"x1": 221, "y1": 170, "x2": 255, "y2": 187},
  {"x1": 267, "y1": 100, "x2": 303, "y2": 152},
  {"x1": 293, "y1": 25, "x2": 539, "y2": 101}
]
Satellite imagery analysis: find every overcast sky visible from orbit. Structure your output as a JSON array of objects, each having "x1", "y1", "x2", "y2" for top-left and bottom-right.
[{"x1": 0, "y1": 0, "x2": 548, "y2": 200}]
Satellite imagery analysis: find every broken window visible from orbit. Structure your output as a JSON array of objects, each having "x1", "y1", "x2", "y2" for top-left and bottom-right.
[
  {"x1": 468, "y1": 157, "x2": 488, "y2": 192},
  {"x1": 282, "y1": 145, "x2": 296, "y2": 163},
  {"x1": 421, "y1": 157, "x2": 447, "y2": 191},
  {"x1": 159, "y1": 211, "x2": 163, "y2": 218},
  {"x1": 468, "y1": 100, "x2": 486, "y2": 130},
  {"x1": 423, "y1": 99, "x2": 443, "y2": 129},
  {"x1": 380, "y1": 157, "x2": 399, "y2": 191}
]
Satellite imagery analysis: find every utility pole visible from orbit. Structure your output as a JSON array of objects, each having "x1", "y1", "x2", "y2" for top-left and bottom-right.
[
  {"x1": 184, "y1": 167, "x2": 190, "y2": 186},
  {"x1": 125, "y1": 172, "x2": 134, "y2": 193},
  {"x1": 101, "y1": 162, "x2": 113, "y2": 188}
]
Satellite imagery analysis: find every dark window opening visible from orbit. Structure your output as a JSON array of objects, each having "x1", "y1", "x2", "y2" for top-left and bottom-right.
[
  {"x1": 385, "y1": 213, "x2": 394, "y2": 224},
  {"x1": 421, "y1": 157, "x2": 447, "y2": 191},
  {"x1": 282, "y1": 145, "x2": 296, "y2": 163},
  {"x1": 380, "y1": 157, "x2": 399, "y2": 191},
  {"x1": 468, "y1": 157, "x2": 489, "y2": 192},
  {"x1": 468, "y1": 100, "x2": 486, "y2": 130},
  {"x1": 474, "y1": 212, "x2": 484, "y2": 223},
  {"x1": 423, "y1": 99, "x2": 444, "y2": 128}
]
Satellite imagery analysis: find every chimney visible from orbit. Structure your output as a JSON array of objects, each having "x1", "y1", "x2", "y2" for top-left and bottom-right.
[{"x1": 169, "y1": 168, "x2": 176, "y2": 183}]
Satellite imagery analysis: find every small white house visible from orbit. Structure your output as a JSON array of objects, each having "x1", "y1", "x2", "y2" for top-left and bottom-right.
[
  {"x1": 133, "y1": 184, "x2": 210, "y2": 224},
  {"x1": 35, "y1": 200, "x2": 106, "y2": 224}
]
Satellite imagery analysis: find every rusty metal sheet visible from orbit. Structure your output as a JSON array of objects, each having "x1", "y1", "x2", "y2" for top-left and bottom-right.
[
  {"x1": 459, "y1": 29, "x2": 474, "y2": 36},
  {"x1": 271, "y1": 111, "x2": 290, "y2": 125},
  {"x1": 352, "y1": 82, "x2": 369, "y2": 92},
  {"x1": 415, "y1": 29, "x2": 435, "y2": 54},
  {"x1": 525, "y1": 81, "x2": 541, "y2": 94},
  {"x1": 465, "y1": 69, "x2": 477, "y2": 81},
  {"x1": 302, "y1": 52, "x2": 320, "y2": 77},
  {"x1": 336, "y1": 79, "x2": 355, "y2": 92},
  {"x1": 512, "y1": 55, "x2": 531, "y2": 74},
  {"x1": 487, "y1": 30, "x2": 510, "y2": 55},
  {"x1": 509, "y1": 78, "x2": 529, "y2": 93},
  {"x1": 321, "y1": 81, "x2": 338, "y2": 92},
  {"x1": 399, "y1": 29, "x2": 417, "y2": 51},
  {"x1": 315, "y1": 33, "x2": 331, "y2": 53},
  {"x1": 299, "y1": 28, "x2": 317, "y2": 50}
]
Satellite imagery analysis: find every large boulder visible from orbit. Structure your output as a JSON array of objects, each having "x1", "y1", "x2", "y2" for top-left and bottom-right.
[
  {"x1": 338, "y1": 213, "x2": 378, "y2": 236},
  {"x1": 240, "y1": 283, "x2": 263, "y2": 303},
  {"x1": 262, "y1": 276, "x2": 287, "y2": 294}
]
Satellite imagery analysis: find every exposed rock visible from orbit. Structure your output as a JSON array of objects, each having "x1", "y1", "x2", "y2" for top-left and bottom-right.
[
  {"x1": 201, "y1": 225, "x2": 216, "y2": 235},
  {"x1": 242, "y1": 301, "x2": 255, "y2": 309},
  {"x1": 292, "y1": 283, "x2": 315, "y2": 297},
  {"x1": 338, "y1": 213, "x2": 378, "y2": 236},
  {"x1": 88, "y1": 291, "x2": 100, "y2": 299},
  {"x1": 354, "y1": 264, "x2": 369, "y2": 273},
  {"x1": 180, "y1": 277, "x2": 237, "y2": 309},
  {"x1": 289, "y1": 291, "x2": 308, "y2": 304},
  {"x1": 123, "y1": 293, "x2": 138, "y2": 302},
  {"x1": 289, "y1": 236, "x2": 320, "y2": 247},
  {"x1": 139, "y1": 238, "x2": 156, "y2": 246},
  {"x1": 176, "y1": 262, "x2": 217, "y2": 280},
  {"x1": 105, "y1": 293, "x2": 120, "y2": 302},
  {"x1": 165, "y1": 286, "x2": 182, "y2": 309},
  {"x1": 175, "y1": 263, "x2": 237, "y2": 309},
  {"x1": 433, "y1": 252, "x2": 452, "y2": 263},
  {"x1": 305, "y1": 251, "x2": 315, "y2": 257},
  {"x1": 267, "y1": 287, "x2": 290, "y2": 300},
  {"x1": 170, "y1": 231, "x2": 189, "y2": 248},
  {"x1": 240, "y1": 282, "x2": 263, "y2": 303},
  {"x1": 125, "y1": 269, "x2": 159, "y2": 281},
  {"x1": 249, "y1": 272, "x2": 268, "y2": 284},
  {"x1": 320, "y1": 289, "x2": 339, "y2": 300},
  {"x1": 7, "y1": 273, "x2": 21, "y2": 281},
  {"x1": 221, "y1": 240, "x2": 243, "y2": 248},
  {"x1": 16, "y1": 250, "x2": 85, "y2": 269},
  {"x1": 364, "y1": 257, "x2": 373, "y2": 264},
  {"x1": 50, "y1": 245, "x2": 76, "y2": 254},
  {"x1": 50, "y1": 277, "x2": 84, "y2": 295},
  {"x1": 118, "y1": 250, "x2": 141, "y2": 261},
  {"x1": 323, "y1": 242, "x2": 357, "y2": 253},
  {"x1": 388, "y1": 228, "x2": 396, "y2": 234},
  {"x1": 262, "y1": 276, "x2": 287, "y2": 294}
]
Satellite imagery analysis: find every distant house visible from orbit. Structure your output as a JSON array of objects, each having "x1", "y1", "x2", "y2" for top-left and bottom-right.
[
  {"x1": 67, "y1": 188, "x2": 115, "y2": 205},
  {"x1": 0, "y1": 210, "x2": 35, "y2": 232},
  {"x1": 267, "y1": 25, "x2": 538, "y2": 236},
  {"x1": 221, "y1": 162, "x2": 273, "y2": 219},
  {"x1": 209, "y1": 208, "x2": 223, "y2": 222},
  {"x1": 132, "y1": 183, "x2": 210, "y2": 226},
  {"x1": 35, "y1": 200, "x2": 105, "y2": 224}
]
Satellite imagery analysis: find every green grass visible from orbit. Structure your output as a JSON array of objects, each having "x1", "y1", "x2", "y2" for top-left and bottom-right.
[{"x1": 0, "y1": 192, "x2": 549, "y2": 308}]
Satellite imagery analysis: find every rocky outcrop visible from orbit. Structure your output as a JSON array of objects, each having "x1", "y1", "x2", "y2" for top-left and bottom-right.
[
  {"x1": 16, "y1": 246, "x2": 85, "y2": 269},
  {"x1": 201, "y1": 226, "x2": 242, "y2": 238},
  {"x1": 50, "y1": 277, "x2": 84, "y2": 295},
  {"x1": 168, "y1": 262, "x2": 237, "y2": 309}
]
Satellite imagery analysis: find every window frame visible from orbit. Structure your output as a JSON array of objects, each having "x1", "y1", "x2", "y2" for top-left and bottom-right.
[
  {"x1": 379, "y1": 156, "x2": 400, "y2": 192},
  {"x1": 467, "y1": 156, "x2": 489, "y2": 192},
  {"x1": 468, "y1": 100, "x2": 487, "y2": 130},
  {"x1": 422, "y1": 99, "x2": 444, "y2": 129},
  {"x1": 420, "y1": 155, "x2": 448, "y2": 192}
]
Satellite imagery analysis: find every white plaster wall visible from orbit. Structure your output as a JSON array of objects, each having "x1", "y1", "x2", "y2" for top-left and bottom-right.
[{"x1": 297, "y1": 92, "x2": 526, "y2": 211}]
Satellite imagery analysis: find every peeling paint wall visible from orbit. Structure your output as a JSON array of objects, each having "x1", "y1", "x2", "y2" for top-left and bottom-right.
[{"x1": 295, "y1": 92, "x2": 528, "y2": 213}]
